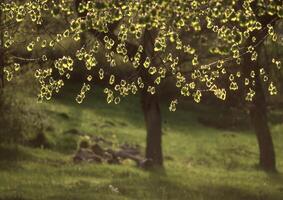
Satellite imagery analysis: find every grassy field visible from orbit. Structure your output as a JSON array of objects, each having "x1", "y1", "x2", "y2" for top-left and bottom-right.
[{"x1": 0, "y1": 86, "x2": 283, "y2": 200}]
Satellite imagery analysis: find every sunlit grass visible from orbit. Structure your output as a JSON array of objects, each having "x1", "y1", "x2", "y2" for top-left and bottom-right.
[{"x1": 0, "y1": 87, "x2": 283, "y2": 200}]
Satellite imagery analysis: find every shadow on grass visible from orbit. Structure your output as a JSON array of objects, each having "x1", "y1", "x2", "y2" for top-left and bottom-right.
[
  {"x1": 267, "y1": 171, "x2": 283, "y2": 187},
  {"x1": 50, "y1": 85, "x2": 212, "y2": 138},
  {"x1": 0, "y1": 145, "x2": 33, "y2": 171},
  {"x1": 0, "y1": 197, "x2": 29, "y2": 200},
  {"x1": 108, "y1": 169, "x2": 283, "y2": 200},
  {"x1": 0, "y1": 145, "x2": 67, "y2": 171},
  {"x1": 52, "y1": 85, "x2": 144, "y2": 129}
]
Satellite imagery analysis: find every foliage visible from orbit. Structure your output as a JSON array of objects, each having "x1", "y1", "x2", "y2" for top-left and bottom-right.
[
  {"x1": 0, "y1": 77, "x2": 47, "y2": 144},
  {"x1": 1, "y1": 0, "x2": 282, "y2": 111}
]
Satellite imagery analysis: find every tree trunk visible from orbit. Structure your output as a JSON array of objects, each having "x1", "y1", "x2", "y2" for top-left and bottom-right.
[
  {"x1": 244, "y1": 49, "x2": 277, "y2": 172},
  {"x1": 0, "y1": 9, "x2": 4, "y2": 97},
  {"x1": 0, "y1": 49, "x2": 4, "y2": 93},
  {"x1": 141, "y1": 91, "x2": 163, "y2": 166},
  {"x1": 140, "y1": 30, "x2": 163, "y2": 167},
  {"x1": 250, "y1": 74, "x2": 276, "y2": 172},
  {"x1": 242, "y1": 3, "x2": 277, "y2": 171},
  {"x1": 0, "y1": 9, "x2": 4, "y2": 140}
]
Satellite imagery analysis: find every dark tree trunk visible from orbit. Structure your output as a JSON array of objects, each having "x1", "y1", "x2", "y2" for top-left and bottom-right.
[
  {"x1": 0, "y1": 51, "x2": 3, "y2": 92},
  {"x1": 242, "y1": 3, "x2": 277, "y2": 171},
  {"x1": 250, "y1": 74, "x2": 276, "y2": 172},
  {"x1": 0, "y1": 9, "x2": 4, "y2": 140},
  {"x1": 141, "y1": 91, "x2": 163, "y2": 166},
  {"x1": 244, "y1": 51, "x2": 277, "y2": 172},
  {"x1": 140, "y1": 30, "x2": 163, "y2": 167},
  {"x1": 0, "y1": 9, "x2": 4, "y2": 96}
]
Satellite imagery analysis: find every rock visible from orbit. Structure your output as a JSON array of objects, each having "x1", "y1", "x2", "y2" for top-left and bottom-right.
[
  {"x1": 73, "y1": 149, "x2": 102, "y2": 163},
  {"x1": 107, "y1": 155, "x2": 121, "y2": 164},
  {"x1": 88, "y1": 154, "x2": 103, "y2": 163},
  {"x1": 120, "y1": 143, "x2": 140, "y2": 155},
  {"x1": 79, "y1": 140, "x2": 90, "y2": 149},
  {"x1": 73, "y1": 154, "x2": 83, "y2": 163},
  {"x1": 73, "y1": 138, "x2": 144, "y2": 167},
  {"x1": 92, "y1": 135, "x2": 112, "y2": 145},
  {"x1": 91, "y1": 144, "x2": 104, "y2": 156}
]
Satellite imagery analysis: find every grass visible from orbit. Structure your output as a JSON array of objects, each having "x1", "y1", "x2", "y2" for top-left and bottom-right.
[{"x1": 0, "y1": 85, "x2": 283, "y2": 200}]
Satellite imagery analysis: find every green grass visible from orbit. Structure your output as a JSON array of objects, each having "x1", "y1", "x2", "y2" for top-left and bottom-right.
[{"x1": 0, "y1": 86, "x2": 283, "y2": 200}]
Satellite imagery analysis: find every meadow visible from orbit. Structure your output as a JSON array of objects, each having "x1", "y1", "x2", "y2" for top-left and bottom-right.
[{"x1": 0, "y1": 86, "x2": 282, "y2": 200}]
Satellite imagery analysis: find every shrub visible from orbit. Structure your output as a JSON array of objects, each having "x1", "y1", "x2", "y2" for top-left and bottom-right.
[{"x1": 0, "y1": 73, "x2": 48, "y2": 145}]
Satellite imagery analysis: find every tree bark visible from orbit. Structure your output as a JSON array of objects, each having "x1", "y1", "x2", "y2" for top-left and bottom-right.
[
  {"x1": 0, "y1": 9, "x2": 4, "y2": 140},
  {"x1": 245, "y1": 52, "x2": 276, "y2": 172},
  {"x1": 140, "y1": 30, "x2": 163, "y2": 167},
  {"x1": 250, "y1": 74, "x2": 276, "y2": 171},
  {"x1": 0, "y1": 9, "x2": 4, "y2": 97},
  {"x1": 141, "y1": 90, "x2": 163, "y2": 166},
  {"x1": 242, "y1": 3, "x2": 277, "y2": 171}
]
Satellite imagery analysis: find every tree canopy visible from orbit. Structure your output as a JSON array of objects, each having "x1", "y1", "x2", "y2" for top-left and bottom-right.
[{"x1": 0, "y1": 0, "x2": 282, "y2": 109}]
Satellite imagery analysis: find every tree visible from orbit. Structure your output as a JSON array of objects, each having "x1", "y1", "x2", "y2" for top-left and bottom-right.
[
  {"x1": 1, "y1": 0, "x2": 282, "y2": 169},
  {"x1": 0, "y1": 6, "x2": 5, "y2": 111},
  {"x1": 240, "y1": 0, "x2": 281, "y2": 172}
]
